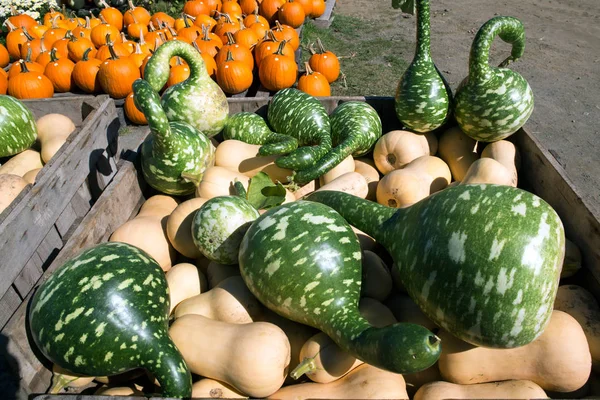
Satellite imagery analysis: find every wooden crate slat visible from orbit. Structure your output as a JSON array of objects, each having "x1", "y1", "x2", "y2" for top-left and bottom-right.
[
  {"x1": 314, "y1": 0, "x2": 336, "y2": 28},
  {"x1": 70, "y1": 184, "x2": 94, "y2": 219},
  {"x1": 13, "y1": 254, "x2": 44, "y2": 299},
  {"x1": 54, "y1": 203, "x2": 79, "y2": 238},
  {"x1": 35, "y1": 226, "x2": 64, "y2": 270},
  {"x1": 0, "y1": 287, "x2": 22, "y2": 329}
]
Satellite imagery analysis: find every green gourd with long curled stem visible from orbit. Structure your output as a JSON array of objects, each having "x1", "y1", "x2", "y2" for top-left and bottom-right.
[
  {"x1": 394, "y1": 0, "x2": 452, "y2": 133},
  {"x1": 238, "y1": 200, "x2": 441, "y2": 374},
  {"x1": 293, "y1": 102, "x2": 382, "y2": 185},
  {"x1": 454, "y1": 16, "x2": 534, "y2": 142},
  {"x1": 29, "y1": 242, "x2": 192, "y2": 398},
  {"x1": 143, "y1": 40, "x2": 228, "y2": 138},
  {"x1": 266, "y1": 88, "x2": 332, "y2": 171},
  {"x1": 222, "y1": 112, "x2": 299, "y2": 156},
  {"x1": 306, "y1": 184, "x2": 565, "y2": 349},
  {"x1": 133, "y1": 79, "x2": 214, "y2": 195}
]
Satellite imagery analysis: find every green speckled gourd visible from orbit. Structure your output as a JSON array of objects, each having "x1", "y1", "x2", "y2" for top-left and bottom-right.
[
  {"x1": 454, "y1": 16, "x2": 534, "y2": 142},
  {"x1": 133, "y1": 79, "x2": 214, "y2": 196},
  {"x1": 143, "y1": 40, "x2": 228, "y2": 138},
  {"x1": 238, "y1": 201, "x2": 441, "y2": 374},
  {"x1": 192, "y1": 185, "x2": 260, "y2": 265},
  {"x1": 293, "y1": 102, "x2": 382, "y2": 185},
  {"x1": 0, "y1": 95, "x2": 37, "y2": 157},
  {"x1": 222, "y1": 112, "x2": 298, "y2": 156},
  {"x1": 307, "y1": 184, "x2": 565, "y2": 348},
  {"x1": 267, "y1": 88, "x2": 332, "y2": 171},
  {"x1": 28, "y1": 242, "x2": 192, "y2": 398},
  {"x1": 394, "y1": 0, "x2": 452, "y2": 133}
]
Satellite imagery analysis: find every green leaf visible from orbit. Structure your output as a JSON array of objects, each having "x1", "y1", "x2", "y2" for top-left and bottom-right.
[
  {"x1": 247, "y1": 172, "x2": 287, "y2": 210},
  {"x1": 392, "y1": 0, "x2": 416, "y2": 14}
]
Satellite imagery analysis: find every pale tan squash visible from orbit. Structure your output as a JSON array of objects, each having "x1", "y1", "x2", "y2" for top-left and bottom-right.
[
  {"x1": 269, "y1": 364, "x2": 409, "y2": 399},
  {"x1": 354, "y1": 157, "x2": 380, "y2": 200},
  {"x1": 561, "y1": 238, "x2": 582, "y2": 278},
  {"x1": 166, "y1": 263, "x2": 207, "y2": 314},
  {"x1": 438, "y1": 310, "x2": 592, "y2": 392},
  {"x1": 403, "y1": 364, "x2": 443, "y2": 397},
  {"x1": 316, "y1": 172, "x2": 368, "y2": 198},
  {"x1": 352, "y1": 225, "x2": 377, "y2": 252},
  {"x1": 36, "y1": 113, "x2": 76, "y2": 142},
  {"x1": 214, "y1": 140, "x2": 292, "y2": 183},
  {"x1": 196, "y1": 166, "x2": 251, "y2": 199},
  {"x1": 192, "y1": 378, "x2": 248, "y2": 399},
  {"x1": 206, "y1": 261, "x2": 241, "y2": 288},
  {"x1": 293, "y1": 180, "x2": 318, "y2": 199},
  {"x1": 359, "y1": 297, "x2": 397, "y2": 327},
  {"x1": 461, "y1": 158, "x2": 516, "y2": 186},
  {"x1": 0, "y1": 174, "x2": 28, "y2": 214},
  {"x1": 405, "y1": 156, "x2": 452, "y2": 193},
  {"x1": 174, "y1": 275, "x2": 263, "y2": 323},
  {"x1": 481, "y1": 140, "x2": 519, "y2": 186},
  {"x1": 414, "y1": 380, "x2": 548, "y2": 400},
  {"x1": 41, "y1": 138, "x2": 67, "y2": 164},
  {"x1": 170, "y1": 313, "x2": 291, "y2": 397},
  {"x1": 361, "y1": 250, "x2": 392, "y2": 301},
  {"x1": 137, "y1": 195, "x2": 179, "y2": 218},
  {"x1": 50, "y1": 365, "x2": 95, "y2": 392},
  {"x1": 373, "y1": 130, "x2": 437, "y2": 174},
  {"x1": 94, "y1": 385, "x2": 144, "y2": 395},
  {"x1": 554, "y1": 285, "x2": 600, "y2": 372},
  {"x1": 166, "y1": 197, "x2": 208, "y2": 258},
  {"x1": 437, "y1": 126, "x2": 479, "y2": 182},
  {"x1": 320, "y1": 155, "x2": 355, "y2": 186},
  {"x1": 385, "y1": 293, "x2": 437, "y2": 331},
  {"x1": 0, "y1": 149, "x2": 43, "y2": 177},
  {"x1": 109, "y1": 216, "x2": 175, "y2": 271},
  {"x1": 22, "y1": 167, "x2": 42, "y2": 184}
]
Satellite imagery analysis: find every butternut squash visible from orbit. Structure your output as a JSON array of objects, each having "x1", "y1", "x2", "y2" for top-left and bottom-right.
[
  {"x1": 361, "y1": 250, "x2": 392, "y2": 301},
  {"x1": 437, "y1": 126, "x2": 478, "y2": 182},
  {"x1": 94, "y1": 385, "x2": 144, "y2": 395},
  {"x1": 385, "y1": 293, "x2": 437, "y2": 331},
  {"x1": 376, "y1": 155, "x2": 451, "y2": 208},
  {"x1": 481, "y1": 140, "x2": 519, "y2": 186},
  {"x1": 316, "y1": 172, "x2": 368, "y2": 198},
  {"x1": 373, "y1": 130, "x2": 437, "y2": 174},
  {"x1": 460, "y1": 157, "x2": 515, "y2": 187},
  {"x1": 166, "y1": 197, "x2": 208, "y2": 258},
  {"x1": 166, "y1": 263, "x2": 207, "y2": 314},
  {"x1": 561, "y1": 238, "x2": 582, "y2": 278},
  {"x1": 269, "y1": 364, "x2": 409, "y2": 399},
  {"x1": 0, "y1": 149, "x2": 43, "y2": 177},
  {"x1": 207, "y1": 261, "x2": 241, "y2": 288},
  {"x1": 554, "y1": 285, "x2": 600, "y2": 372},
  {"x1": 319, "y1": 155, "x2": 355, "y2": 186},
  {"x1": 293, "y1": 180, "x2": 318, "y2": 199},
  {"x1": 0, "y1": 174, "x2": 28, "y2": 214},
  {"x1": 37, "y1": 113, "x2": 76, "y2": 163},
  {"x1": 174, "y1": 275, "x2": 263, "y2": 323},
  {"x1": 170, "y1": 313, "x2": 291, "y2": 397},
  {"x1": 192, "y1": 378, "x2": 247, "y2": 399},
  {"x1": 50, "y1": 365, "x2": 95, "y2": 392},
  {"x1": 354, "y1": 157, "x2": 380, "y2": 200},
  {"x1": 438, "y1": 310, "x2": 592, "y2": 392},
  {"x1": 403, "y1": 364, "x2": 443, "y2": 397},
  {"x1": 22, "y1": 167, "x2": 41, "y2": 184},
  {"x1": 137, "y1": 194, "x2": 179, "y2": 218},
  {"x1": 414, "y1": 380, "x2": 548, "y2": 400},
  {"x1": 214, "y1": 140, "x2": 292, "y2": 183},
  {"x1": 196, "y1": 166, "x2": 251, "y2": 199}
]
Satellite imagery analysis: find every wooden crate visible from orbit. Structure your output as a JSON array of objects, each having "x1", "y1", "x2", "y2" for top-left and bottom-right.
[
  {"x1": 0, "y1": 96, "x2": 121, "y2": 334},
  {"x1": 2, "y1": 96, "x2": 598, "y2": 399}
]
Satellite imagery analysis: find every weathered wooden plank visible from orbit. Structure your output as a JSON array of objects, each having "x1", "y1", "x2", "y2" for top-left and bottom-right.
[
  {"x1": 23, "y1": 96, "x2": 101, "y2": 126},
  {"x1": 0, "y1": 287, "x2": 22, "y2": 330},
  {"x1": 0, "y1": 98, "x2": 119, "y2": 301},
  {"x1": 55, "y1": 203, "x2": 78, "y2": 238},
  {"x1": 70, "y1": 184, "x2": 93, "y2": 219},
  {"x1": 13, "y1": 254, "x2": 44, "y2": 299},
  {"x1": 313, "y1": 0, "x2": 336, "y2": 28},
  {"x1": 35, "y1": 226, "x2": 64, "y2": 271}
]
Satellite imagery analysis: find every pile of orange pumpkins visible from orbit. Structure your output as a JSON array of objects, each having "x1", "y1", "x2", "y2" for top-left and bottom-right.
[{"x1": 0, "y1": 0, "x2": 340, "y2": 124}]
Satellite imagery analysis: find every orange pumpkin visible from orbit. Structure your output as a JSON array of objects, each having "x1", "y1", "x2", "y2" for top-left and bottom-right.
[
  {"x1": 259, "y1": 0, "x2": 285, "y2": 24},
  {"x1": 183, "y1": 0, "x2": 211, "y2": 17},
  {"x1": 192, "y1": 41, "x2": 218, "y2": 79},
  {"x1": 215, "y1": 32, "x2": 254, "y2": 71},
  {"x1": 51, "y1": 35, "x2": 71, "y2": 59},
  {"x1": 126, "y1": 13, "x2": 149, "y2": 40},
  {"x1": 194, "y1": 25, "x2": 223, "y2": 58},
  {"x1": 8, "y1": 61, "x2": 54, "y2": 99},
  {"x1": 295, "y1": 0, "x2": 313, "y2": 18},
  {"x1": 217, "y1": 50, "x2": 253, "y2": 94},
  {"x1": 19, "y1": 28, "x2": 44, "y2": 62},
  {"x1": 233, "y1": 20, "x2": 260, "y2": 50},
  {"x1": 244, "y1": 7, "x2": 270, "y2": 29},
  {"x1": 98, "y1": 0, "x2": 124, "y2": 31},
  {"x1": 7, "y1": 6, "x2": 37, "y2": 30},
  {"x1": 240, "y1": 0, "x2": 259, "y2": 16},
  {"x1": 43, "y1": 8, "x2": 64, "y2": 27},
  {"x1": 309, "y1": 37, "x2": 340, "y2": 83},
  {"x1": 297, "y1": 61, "x2": 330, "y2": 96},
  {"x1": 213, "y1": 13, "x2": 240, "y2": 44},
  {"x1": 166, "y1": 57, "x2": 191, "y2": 87},
  {"x1": 124, "y1": 92, "x2": 147, "y2": 125},
  {"x1": 140, "y1": 53, "x2": 153, "y2": 78},
  {"x1": 0, "y1": 44, "x2": 10, "y2": 67},
  {"x1": 272, "y1": 20, "x2": 300, "y2": 50},
  {"x1": 221, "y1": 1, "x2": 243, "y2": 20},
  {"x1": 42, "y1": 18, "x2": 68, "y2": 49},
  {"x1": 193, "y1": 14, "x2": 217, "y2": 31},
  {"x1": 120, "y1": 33, "x2": 135, "y2": 54},
  {"x1": 204, "y1": 0, "x2": 223, "y2": 13},
  {"x1": 144, "y1": 24, "x2": 165, "y2": 51},
  {"x1": 34, "y1": 42, "x2": 53, "y2": 68},
  {"x1": 177, "y1": 14, "x2": 203, "y2": 44},
  {"x1": 128, "y1": 43, "x2": 148, "y2": 69},
  {"x1": 90, "y1": 18, "x2": 120, "y2": 48},
  {"x1": 44, "y1": 48, "x2": 76, "y2": 93},
  {"x1": 0, "y1": 68, "x2": 8, "y2": 95},
  {"x1": 259, "y1": 40, "x2": 298, "y2": 91},
  {"x1": 98, "y1": 43, "x2": 141, "y2": 99},
  {"x1": 67, "y1": 35, "x2": 96, "y2": 62},
  {"x1": 277, "y1": 0, "x2": 306, "y2": 28},
  {"x1": 72, "y1": 17, "x2": 92, "y2": 40},
  {"x1": 30, "y1": 24, "x2": 49, "y2": 39},
  {"x1": 151, "y1": 12, "x2": 175, "y2": 28},
  {"x1": 254, "y1": 31, "x2": 294, "y2": 68},
  {"x1": 72, "y1": 48, "x2": 103, "y2": 93},
  {"x1": 5, "y1": 23, "x2": 31, "y2": 60},
  {"x1": 311, "y1": 0, "x2": 326, "y2": 18},
  {"x1": 123, "y1": 0, "x2": 152, "y2": 27},
  {"x1": 96, "y1": 34, "x2": 131, "y2": 61},
  {"x1": 8, "y1": 47, "x2": 44, "y2": 78}
]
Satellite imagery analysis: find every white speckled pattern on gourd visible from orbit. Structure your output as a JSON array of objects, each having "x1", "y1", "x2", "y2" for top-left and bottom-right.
[
  {"x1": 191, "y1": 195, "x2": 260, "y2": 265},
  {"x1": 28, "y1": 242, "x2": 192, "y2": 398},
  {"x1": 144, "y1": 41, "x2": 229, "y2": 138},
  {"x1": 394, "y1": 0, "x2": 452, "y2": 133},
  {"x1": 222, "y1": 112, "x2": 298, "y2": 156},
  {"x1": 267, "y1": 89, "x2": 332, "y2": 171},
  {"x1": 294, "y1": 102, "x2": 382, "y2": 184},
  {"x1": 454, "y1": 16, "x2": 534, "y2": 142},
  {"x1": 0, "y1": 95, "x2": 38, "y2": 157},
  {"x1": 307, "y1": 184, "x2": 565, "y2": 348},
  {"x1": 133, "y1": 79, "x2": 214, "y2": 195},
  {"x1": 239, "y1": 201, "x2": 441, "y2": 374}
]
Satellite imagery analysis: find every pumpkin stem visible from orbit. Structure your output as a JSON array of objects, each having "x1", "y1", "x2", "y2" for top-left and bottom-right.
[
  {"x1": 49, "y1": 47, "x2": 59, "y2": 63},
  {"x1": 167, "y1": 26, "x2": 178, "y2": 39},
  {"x1": 273, "y1": 39, "x2": 288, "y2": 56},
  {"x1": 106, "y1": 34, "x2": 120, "y2": 60},
  {"x1": 139, "y1": 29, "x2": 147, "y2": 45},
  {"x1": 308, "y1": 42, "x2": 316, "y2": 55},
  {"x1": 99, "y1": 0, "x2": 110, "y2": 9},
  {"x1": 316, "y1": 37, "x2": 326, "y2": 54},
  {"x1": 10, "y1": 5, "x2": 18, "y2": 16},
  {"x1": 290, "y1": 356, "x2": 318, "y2": 380},
  {"x1": 84, "y1": 16, "x2": 91, "y2": 29},
  {"x1": 81, "y1": 47, "x2": 92, "y2": 61},
  {"x1": 304, "y1": 61, "x2": 313, "y2": 75},
  {"x1": 99, "y1": 14, "x2": 109, "y2": 25},
  {"x1": 4, "y1": 20, "x2": 18, "y2": 32},
  {"x1": 51, "y1": 15, "x2": 61, "y2": 29},
  {"x1": 225, "y1": 49, "x2": 234, "y2": 62},
  {"x1": 21, "y1": 27, "x2": 35, "y2": 42},
  {"x1": 128, "y1": 0, "x2": 136, "y2": 10},
  {"x1": 24, "y1": 46, "x2": 34, "y2": 63},
  {"x1": 274, "y1": 20, "x2": 284, "y2": 32},
  {"x1": 225, "y1": 31, "x2": 235, "y2": 45},
  {"x1": 133, "y1": 42, "x2": 143, "y2": 55},
  {"x1": 267, "y1": 29, "x2": 278, "y2": 42},
  {"x1": 183, "y1": 13, "x2": 192, "y2": 28},
  {"x1": 131, "y1": 11, "x2": 139, "y2": 24},
  {"x1": 18, "y1": 60, "x2": 30, "y2": 74},
  {"x1": 148, "y1": 21, "x2": 156, "y2": 32}
]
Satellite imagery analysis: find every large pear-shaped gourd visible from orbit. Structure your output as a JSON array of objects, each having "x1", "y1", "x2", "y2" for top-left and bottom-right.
[
  {"x1": 144, "y1": 41, "x2": 229, "y2": 138},
  {"x1": 454, "y1": 16, "x2": 534, "y2": 142},
  {"x1": 307, "y1": 185, "x2": 565, "y2": 348},
  {"x1": 394, "y1": 0, "x2": 452, "y2": 133},
  {"x1": 239, "y1": 201, "x2": 441, "y2": 374},
  {"x1": 0, "y1": 95, "x2": 37, "y2": 157},
  {"x1": 133, "y1": 79, "x2": 214, "y2": 195},
  {"x1": 29, "y1": 242, "x2": 192, "y2": 398}
]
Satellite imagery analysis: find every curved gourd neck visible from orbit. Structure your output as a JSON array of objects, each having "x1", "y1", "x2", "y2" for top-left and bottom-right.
[
  {"x1": 145, "y1": 41, "x2": 208, "y2": 92},
  {"x1": 414, "y1": 0, "x2": 432, "y2": 61},
  {"x1": 143, "y1": 339, "x2": 192, "y2": 397},
  {"x1": 469, "y1": 16, "x2": 526, "y2": 83},
  {"x1": 132, "y1": 79, "x2": 173, "y2": 150}
]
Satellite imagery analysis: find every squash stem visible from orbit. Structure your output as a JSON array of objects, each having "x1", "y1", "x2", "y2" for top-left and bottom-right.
[
  {"x1": 180, "y1": 172, "x2": 202, "y2": 186},
  {"x1": 49, "y1": 374, "x2": 78, "y2": 394},
  {"x1": 290, "y1": 357, "x2": 317, "y2": 380}
]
